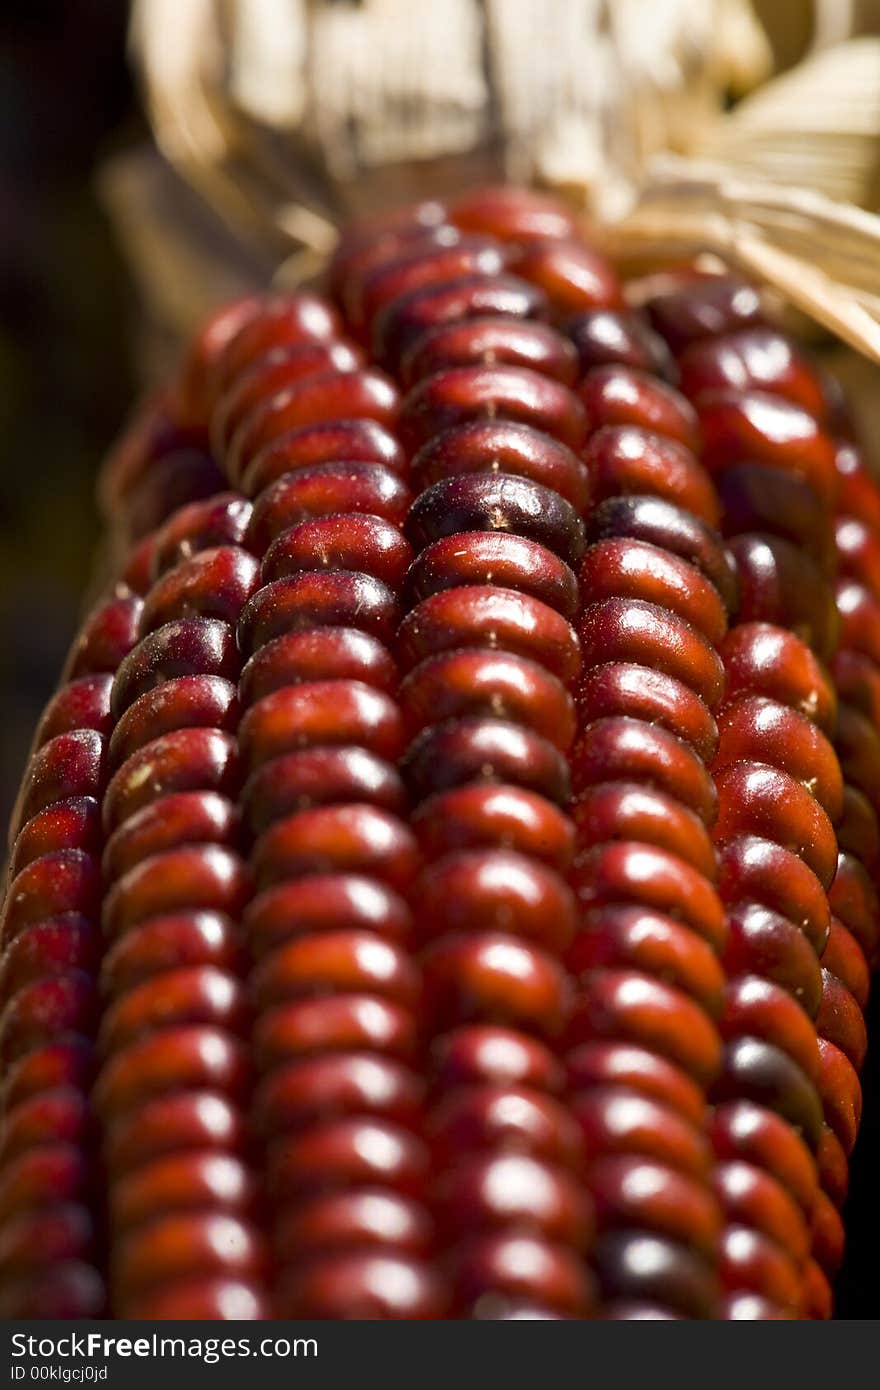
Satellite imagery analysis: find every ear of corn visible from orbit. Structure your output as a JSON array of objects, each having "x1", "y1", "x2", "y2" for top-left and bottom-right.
[{"x1": 1, "y1": 183, "x2": 876, "y2": 1320}]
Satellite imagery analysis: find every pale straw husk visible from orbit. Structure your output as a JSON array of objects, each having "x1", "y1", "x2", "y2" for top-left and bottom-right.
[{"x1": 119, "y1": 0, "x2": 880, "y2": 370}]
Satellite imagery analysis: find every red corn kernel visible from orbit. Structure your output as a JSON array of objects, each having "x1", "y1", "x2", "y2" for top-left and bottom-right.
[
  {"x1": 398, "y1": 365, "x2": 587, "y2": 452},
  {"x1": 578, "y1": 366, "x2": 698, "y2": 451},
  {"x1": 410, "y1": 419, "x2": 590, "y2": 510},
  {"x1": 584, "y1": 427, "x2": 720, "y2": 527}
]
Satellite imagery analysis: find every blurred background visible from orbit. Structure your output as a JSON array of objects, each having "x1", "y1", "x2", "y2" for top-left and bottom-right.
[
  {"x1": 0, "y1": 3, "x2": 138, "y2": 828},
  {"x1": 0, "y1": 0, "x2": 879, "y2": 1317}
]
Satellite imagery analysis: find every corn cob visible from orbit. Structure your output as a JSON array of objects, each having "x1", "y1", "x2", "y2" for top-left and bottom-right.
[
  {"x1": 646, "y1": 283, "x2": 876, "y2": 1318},
  {"x1": 1, "y1": 567, "x2": 143, "y2": 1315},
  {"x1": 1, "y1": 184, "x2": 878, "y2": 1320}
]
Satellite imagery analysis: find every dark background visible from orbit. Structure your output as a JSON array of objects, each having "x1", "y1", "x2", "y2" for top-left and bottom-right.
[
  {"x1": 0, "y1": 2, "x2": 138, "y2": 829},
  {"x1": 0, "y1": 0, "x2": 878, "y2": 1320}
]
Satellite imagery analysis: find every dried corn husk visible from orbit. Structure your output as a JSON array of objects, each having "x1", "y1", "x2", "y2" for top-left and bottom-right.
[
  {"x1": 610, "y1": 35, "x2": 880, "y2": 363},
  {"x1": 114, "y1": 0, "x2": 880, "y2": 374},
  {"x1": 605, "y1": 153, "x2": 880, "y2": 363},
  {"x1": 121, "y1": 0, "x2": 768, "y2": 295}
]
